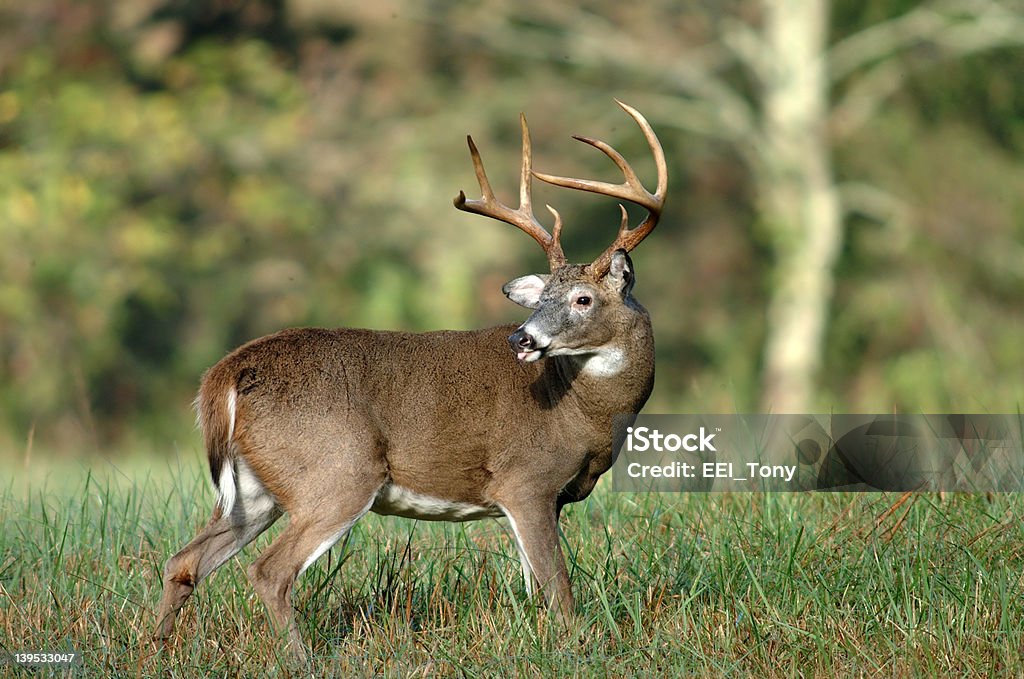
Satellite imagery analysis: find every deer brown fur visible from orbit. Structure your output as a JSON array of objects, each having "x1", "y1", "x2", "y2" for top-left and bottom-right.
[{"x1": 154, "y1": 101, "x2": 666, "y2": 660}]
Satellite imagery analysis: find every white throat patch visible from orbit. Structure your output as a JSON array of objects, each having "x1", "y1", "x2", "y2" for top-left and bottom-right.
[{"x1": 581, "y1": 346, "x2": 627, "y2": 377}]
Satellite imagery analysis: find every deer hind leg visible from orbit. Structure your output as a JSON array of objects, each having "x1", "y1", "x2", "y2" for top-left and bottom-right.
[
  {"x1": 154, "y1": 459, "x2": 282, "y2": 642},
  {"x1": 246, "y1": 489, "x2": 378, "y2": 661},
  {"x1": 498, "y1": 499, "x2": 574, "y2": 623}
]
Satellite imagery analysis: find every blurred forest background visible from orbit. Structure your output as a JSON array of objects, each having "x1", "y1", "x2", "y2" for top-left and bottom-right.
[{"x1": 1, "y1": 0, "x2": 1023, "y2": 455}]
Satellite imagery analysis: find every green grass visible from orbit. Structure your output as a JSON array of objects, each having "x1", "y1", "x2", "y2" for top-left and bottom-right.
[{"x1": 2, "y1": 452, "x2": 1023, "y2": 677}]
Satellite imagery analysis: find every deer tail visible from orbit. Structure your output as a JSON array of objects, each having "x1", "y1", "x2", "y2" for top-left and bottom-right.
[{"x1": 195, "y1": 369, "x2": 239, "y2": 517}]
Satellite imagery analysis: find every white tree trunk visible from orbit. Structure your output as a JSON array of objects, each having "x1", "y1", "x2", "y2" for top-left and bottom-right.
[{"x1": 758, "y1": 0, "x2": 843, "y2": 412}]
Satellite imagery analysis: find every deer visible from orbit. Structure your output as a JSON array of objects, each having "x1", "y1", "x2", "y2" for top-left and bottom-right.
[{"x1": 153, "y1": 100, "x2": 667, "y2": 660}]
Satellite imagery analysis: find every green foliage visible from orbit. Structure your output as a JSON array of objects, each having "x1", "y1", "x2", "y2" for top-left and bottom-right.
[
  {"x1": 0, "y1": 1, "x2": 1022, "y2": 449},
  {"x1": 0, "y1": 36, "x2": 318, "y2": 444}
]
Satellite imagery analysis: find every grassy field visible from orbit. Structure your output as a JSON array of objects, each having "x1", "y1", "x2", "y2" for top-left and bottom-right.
[{"x1": 1, "y1": 450, "x2": 1023, "y2": 677}]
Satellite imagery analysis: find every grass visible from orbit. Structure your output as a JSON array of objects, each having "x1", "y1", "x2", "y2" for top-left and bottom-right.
[{"x1": 1, "y1": 451, "x2": 1023, "y2": 677}]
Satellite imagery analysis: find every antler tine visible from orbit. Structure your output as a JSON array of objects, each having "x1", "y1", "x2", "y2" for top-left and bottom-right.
[
  {"x1": 532, "y1": 100, "x2": 667, "y2": 277},
  {"x1": 453, "y1": 114, "x2": 567, "y2": 271}
]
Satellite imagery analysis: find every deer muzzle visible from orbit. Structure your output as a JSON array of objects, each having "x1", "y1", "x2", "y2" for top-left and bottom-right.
[{"x1": 508, "y1": 328, "x2": 544, "y2": 362}]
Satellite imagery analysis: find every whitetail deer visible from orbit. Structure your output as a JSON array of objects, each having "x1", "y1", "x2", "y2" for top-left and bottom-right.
[{"x1": 154, "y1": 100, "x2": 667, "y2": 659}]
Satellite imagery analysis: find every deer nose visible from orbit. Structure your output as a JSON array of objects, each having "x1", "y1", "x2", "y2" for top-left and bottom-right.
[{"x1": 508, "y1": 329, "x2": 536, "y2": 353}]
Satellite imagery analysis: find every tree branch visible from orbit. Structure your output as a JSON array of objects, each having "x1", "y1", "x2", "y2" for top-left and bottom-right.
[
  {"x1": 828, "y1": 5, "x2": 950, "y2": 82},
  {"x1": 830, "y1": 0, "x2": 1024, "y2": 80},
  {"x1": 830, "y1": 1, "x2": 1024, "y2": 138},
  {"x1": 836, "y1": 181, "x2": 914, "y2": 248},
  {"x1": 428, "y1": 1, "x2": 758, "y2": 146}
]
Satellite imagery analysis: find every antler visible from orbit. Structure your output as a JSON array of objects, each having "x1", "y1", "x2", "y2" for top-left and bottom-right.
[
  {"x1": 533, "y1": 99, "x2": 667, "y2": 278},
  {"x1": 454, "y1": 114, "x2": 567, "y2": 271}
]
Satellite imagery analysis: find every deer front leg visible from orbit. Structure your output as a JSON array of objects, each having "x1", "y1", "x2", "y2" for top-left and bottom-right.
[{"x1": 498, "y1": 499, "x2": 574, "y2": 623}]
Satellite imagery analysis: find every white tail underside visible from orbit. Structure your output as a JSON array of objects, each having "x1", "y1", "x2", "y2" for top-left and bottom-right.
[
  {"x1": 215, "y1": 388, "x2": 239, "y2": 515},
  {"x1": 216, "y1": 459, "x2": 236, "y2": 516}
]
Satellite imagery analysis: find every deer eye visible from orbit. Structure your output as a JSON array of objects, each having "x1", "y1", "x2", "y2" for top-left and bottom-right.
[{"x1": 575, "y1": 295, "x2": 592, "y2": 306}]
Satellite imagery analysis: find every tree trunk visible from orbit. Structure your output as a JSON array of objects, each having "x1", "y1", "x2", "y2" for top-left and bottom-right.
[{"x1": 758, "y1": 0, "x2": 842, "y2": 412}]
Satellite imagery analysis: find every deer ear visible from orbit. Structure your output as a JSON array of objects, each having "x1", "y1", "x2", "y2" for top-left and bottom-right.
[
  {"x1": 606, "y1": 249, "x2": 634, "y2": 296},
  {"x1": 502, "y1": 274, "x2": 548, "y2": 309}
]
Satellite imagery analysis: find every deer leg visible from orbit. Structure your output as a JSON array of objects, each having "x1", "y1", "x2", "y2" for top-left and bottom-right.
[
  {"x1": 154, "y1": 474, "x2": 282, "y2": 642},
  {"x1": 498, "y1": 500, "x2": 574, "y2": 623},
  {"x1": 246, "y1": 492, "x2": 377, "y2": 662},
  {"x1": 511, "y1": 537, "x2": 535, "y2": 597}
]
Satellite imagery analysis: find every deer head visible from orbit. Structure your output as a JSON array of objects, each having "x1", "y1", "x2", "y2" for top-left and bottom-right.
[{"x1": 454, "y1": 99, "x2": 667, "y2": 364}]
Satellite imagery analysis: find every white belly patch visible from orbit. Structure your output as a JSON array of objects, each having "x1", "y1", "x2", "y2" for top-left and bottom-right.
[{"x1": 371, "y1": 484, "x2": 501, "y2": 522}]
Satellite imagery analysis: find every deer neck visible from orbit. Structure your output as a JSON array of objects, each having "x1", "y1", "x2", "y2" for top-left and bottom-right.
[{"x1": 542, "y1": 311, "x2": 655, "y2": 419}]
